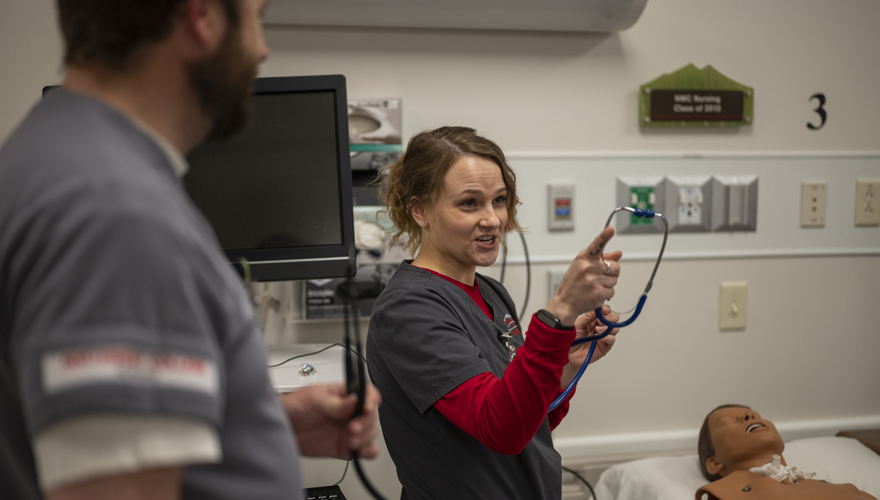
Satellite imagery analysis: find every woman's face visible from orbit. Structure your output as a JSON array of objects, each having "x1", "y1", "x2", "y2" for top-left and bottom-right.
[{"x1": 419, "y1": 154, "x2": 509, "y2": 280}]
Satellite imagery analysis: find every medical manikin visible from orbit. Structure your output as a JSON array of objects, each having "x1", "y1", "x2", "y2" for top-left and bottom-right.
[{"x1": 696, "y1": 405, "x2": 875, "y2": 500}]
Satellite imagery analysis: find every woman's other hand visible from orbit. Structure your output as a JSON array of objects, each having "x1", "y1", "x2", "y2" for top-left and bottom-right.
[
  {"x1": 560, "y1": 306, "x2": 620, "y2": 388},
  {"x1": 573, "y1": 306, "x2": 620, "y2": 365}
]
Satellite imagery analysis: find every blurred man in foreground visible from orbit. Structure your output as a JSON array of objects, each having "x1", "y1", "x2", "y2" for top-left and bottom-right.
[{"x1": 0, "y1": 1, "x2": 380, "y2": 499}]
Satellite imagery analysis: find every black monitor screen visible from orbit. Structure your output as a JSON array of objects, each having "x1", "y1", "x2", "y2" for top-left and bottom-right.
[
  {"x1": 184, "y1": 75, "x2": 354, "y2": 281},
  {"x1": 187, "y1": 90, "x2": 342, "y2": 250}
]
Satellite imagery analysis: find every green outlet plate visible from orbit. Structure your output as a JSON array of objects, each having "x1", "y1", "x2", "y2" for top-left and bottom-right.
[{"x1": 629, "y1": 186, "x2": 655, "y2": 225}]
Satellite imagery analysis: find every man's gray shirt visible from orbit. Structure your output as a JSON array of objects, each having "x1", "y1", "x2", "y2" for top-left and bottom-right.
[{"x1": 0, "y1": 89, "x2": 302, "y2": 498}]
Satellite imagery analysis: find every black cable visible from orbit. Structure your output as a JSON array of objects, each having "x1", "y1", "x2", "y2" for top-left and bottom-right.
[
  {"x1": 561, "y1": 465, "x2": 596, "y2": 500},
  {"x1": 518, "y1": 231, "x2": 530, "y2": 314},
  {"x1": 343, "y1": 248, "x2": 388, "y2": 500},
  {"x1": 333, "y1": 459, "x2": 351, "y2": 486},
  {"x1": 499, "y1": 247, "x2": 507, "y2": 284},
  {"x1": 266, "y1": 250, "x2": 384, "y2": 499},
  {"x1": 499, "y1": 232, "x2": 531, "y2": 314},
  {"x1": 352, "y1": 452, "x2": 386, "y2": 500},
  {"x1": 267, "y1": 343, "x2": 365, "y2": 368}
]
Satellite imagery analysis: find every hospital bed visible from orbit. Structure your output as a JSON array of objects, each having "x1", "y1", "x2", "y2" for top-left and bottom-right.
[{"x1": 594, "y1": 436, "x2": 880, "y2": 500}]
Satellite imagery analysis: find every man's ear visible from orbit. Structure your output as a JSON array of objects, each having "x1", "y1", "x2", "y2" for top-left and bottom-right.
[
  {"x1": 706, "y1": 456, "x2": 723, "y2": 476},
  {"x1": 181, "y1": 0, "x2": 226, "y2": 51}
]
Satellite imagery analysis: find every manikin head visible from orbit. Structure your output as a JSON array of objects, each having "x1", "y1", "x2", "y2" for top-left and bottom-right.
[{"x1": 698, "y1": 405, "x2": 786, "y2": 481}]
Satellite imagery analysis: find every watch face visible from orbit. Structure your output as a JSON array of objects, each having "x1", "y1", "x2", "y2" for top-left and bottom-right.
[
  {"x1": 538, "y1": 310, "x2": 558, "y2": 328},
  {"x1": 539, "y1": 309, "x2": 572, "y2": 330}
]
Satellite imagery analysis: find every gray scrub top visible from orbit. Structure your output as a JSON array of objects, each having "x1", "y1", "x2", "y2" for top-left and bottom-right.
[
  {"x1": 367, "y1": 261, "x2": 562, "y2": 500},
  {"x1": 0, "y1": 89, "x2": 302, "y2": 499}
]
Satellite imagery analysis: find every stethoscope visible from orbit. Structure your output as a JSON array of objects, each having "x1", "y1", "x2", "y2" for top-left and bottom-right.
[{"x1": 548, "y1": 207, "x2": 668, "y2": 411}]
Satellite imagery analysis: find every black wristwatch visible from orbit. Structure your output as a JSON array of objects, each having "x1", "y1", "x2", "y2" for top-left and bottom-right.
[{"x1": 536, "y1": 309, "x2": 574, "y2": 331}]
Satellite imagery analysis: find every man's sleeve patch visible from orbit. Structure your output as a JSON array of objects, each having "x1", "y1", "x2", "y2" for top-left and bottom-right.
[{"x1": 42, "y1": 345, "x2": 218, "y2": 395}]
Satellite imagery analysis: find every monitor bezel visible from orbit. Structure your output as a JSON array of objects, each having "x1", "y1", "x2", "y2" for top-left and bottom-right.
[{"x1": 190, "y1": 74, "x2": 356, "y2": 281}]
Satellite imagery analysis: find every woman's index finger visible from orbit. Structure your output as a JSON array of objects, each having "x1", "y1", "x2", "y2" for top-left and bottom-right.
[{"x1": 583, "y1": 226, "x2": 615, "y2": 260}]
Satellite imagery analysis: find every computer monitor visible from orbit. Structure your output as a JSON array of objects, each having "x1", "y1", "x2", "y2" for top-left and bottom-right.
[{"x1": 184, "y1": 75, "x2": 355, "y2": 281}]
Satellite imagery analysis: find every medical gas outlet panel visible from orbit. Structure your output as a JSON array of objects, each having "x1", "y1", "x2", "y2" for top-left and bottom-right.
[
  {"x1": 615, "y1": 176, "x2": 758, "y2": 233},
  {"x1": 548, "y1": 183, "x2": 576, "y2": 231}
]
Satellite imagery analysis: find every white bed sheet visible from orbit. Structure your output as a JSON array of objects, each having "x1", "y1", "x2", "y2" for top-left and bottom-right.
[{"x1": 595, "y1": 436, "x2": 880, "y2": 500}]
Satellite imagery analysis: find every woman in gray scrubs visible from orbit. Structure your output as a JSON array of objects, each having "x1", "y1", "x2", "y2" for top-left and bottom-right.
[{"x1": 366, "y1": 126, "x2": 622, "y2": 499}]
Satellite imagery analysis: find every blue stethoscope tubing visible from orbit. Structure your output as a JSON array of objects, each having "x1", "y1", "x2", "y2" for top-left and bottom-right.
[{"x1": 548, "y1": 207, "x2": 668, "y2": 412}]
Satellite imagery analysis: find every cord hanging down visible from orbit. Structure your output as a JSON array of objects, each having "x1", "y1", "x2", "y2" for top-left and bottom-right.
[{"x1": 342, "y1": 246, "x2": 388, "y2": 500}]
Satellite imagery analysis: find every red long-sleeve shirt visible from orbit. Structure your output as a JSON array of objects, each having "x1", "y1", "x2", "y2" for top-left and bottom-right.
[
  {"x1": 433, "y1": 317, "x2": 576, "y2": 454},
  {"x1": 421, "y1": 268, "x2": 576, "y2": 455}
]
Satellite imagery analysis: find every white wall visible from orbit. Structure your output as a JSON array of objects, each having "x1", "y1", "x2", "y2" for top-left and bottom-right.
[
  {"x1": 258, "y1": 0, "x2": 880, "y2": 152},
  {"x1": 0, "y1": 1, "x2": 62, "y2": 141},
  {"x1": 259, "y1": 1, "x2": 880, "y2": 496},
  {"x1": 2, "y1": 1, "x2": 879, "y2": 499}
]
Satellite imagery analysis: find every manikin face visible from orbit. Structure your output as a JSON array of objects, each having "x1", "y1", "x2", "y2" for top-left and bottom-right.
[
  {"x1": 189, "y1": 0, "x2": 270, "y2": 143},
  {"x1": 417, "y1": 155, "x2": 509, "y2": 282},
  {"x1": 706, "y1": 406, "x2": 786, "y2": 477}
]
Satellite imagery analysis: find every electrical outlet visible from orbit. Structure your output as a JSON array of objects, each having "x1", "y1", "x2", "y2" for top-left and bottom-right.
[
  {"x1": 800, "y1": 181, "x2": 827, "y2": 227},
  {"x1": 719, "y1": 281, "x2": 747, "y2": 331},
  {"x1": 855, "y1": 179, "x2": 880, "y2": 226},
  {"x1": 663, "y1": 176, "x2": 712, "y2": 232},
  {"x1": 679, "y1": 187, "x2": 703, "y2": 224}
]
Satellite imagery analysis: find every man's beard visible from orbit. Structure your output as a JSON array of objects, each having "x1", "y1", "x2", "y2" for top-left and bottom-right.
[{"x1": 187, "y1": 26, "x2": 258, "y2": 144}]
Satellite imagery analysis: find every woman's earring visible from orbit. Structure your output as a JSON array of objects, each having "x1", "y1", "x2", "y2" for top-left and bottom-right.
[{"x1": 419, "y1": 221, "x2": 425, "y2": 226}]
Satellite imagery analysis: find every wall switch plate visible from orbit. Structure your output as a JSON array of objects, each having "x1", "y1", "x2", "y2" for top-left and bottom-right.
[
  {"x1": 800, "y1": 181, "x2": 827, "y2": 227},
  {"x1": 855, "y1": 179, "x2": 880, "y2": 226},
  {"x1": 616, "y1": 176, "x2": 665, "y2": 234},
  {"x1": 663, "y1": 176, "x2": 712, "y2": 232},
  {"x1": 719, "y1": 281, "x2": 747, "y2": 331},
  {"x1": 548, "y1": 270, "x2": 566, "y2": 302},
  {"x1": 711, "y1": 176, "x2": 758, "y2": 232},
  {"x1": 548, "y1": 182, "x2": 575, "y2": 231}
]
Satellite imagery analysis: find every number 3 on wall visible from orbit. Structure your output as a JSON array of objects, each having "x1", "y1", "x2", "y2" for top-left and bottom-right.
[{"x1": 807, "y1": 93, "x2": 826, "y2": 130}]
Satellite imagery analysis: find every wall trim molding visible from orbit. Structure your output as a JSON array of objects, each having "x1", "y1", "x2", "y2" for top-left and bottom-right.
[
  {"x1": 555, "y1": 414, "x2": 880, "y2": 462},
  {"x1": 507, "y1": 151, "x2": 880, "y2": 161},
  {"x1": 496, "y1": 247, "x2": 880, "y2": 265}
]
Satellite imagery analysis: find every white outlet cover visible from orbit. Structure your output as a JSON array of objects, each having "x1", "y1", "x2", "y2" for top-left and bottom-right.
[
  {"x1": 855, "y1": 179, "x2": 880, "y2": 226},
  {"x1": 664, "y1": 176, "x2": 711, "y2": 232},
  {"x1": 800, "y1": 181, "x2": 826, "y2": 227}
]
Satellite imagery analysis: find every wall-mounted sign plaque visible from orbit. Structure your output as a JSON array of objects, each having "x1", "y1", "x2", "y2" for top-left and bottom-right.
[{"x1": 640, "y1": 64, "x2": 753, "y2": 128}]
